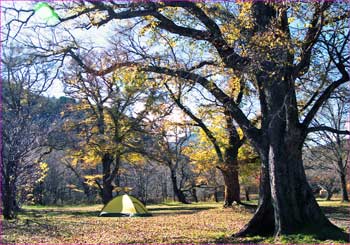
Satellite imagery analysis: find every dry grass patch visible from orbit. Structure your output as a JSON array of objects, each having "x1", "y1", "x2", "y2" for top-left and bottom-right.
[
  {"x1": 2, "y1": 200, "x2": 349, "y2": 244},
  {"x1": 3, "y1": 202, "x2": 252, "y2": 244}
]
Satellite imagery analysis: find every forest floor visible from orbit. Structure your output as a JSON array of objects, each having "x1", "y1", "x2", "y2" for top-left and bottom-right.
[{"x1": 2, "y1": 199, "x2": 350, "y2": 244}]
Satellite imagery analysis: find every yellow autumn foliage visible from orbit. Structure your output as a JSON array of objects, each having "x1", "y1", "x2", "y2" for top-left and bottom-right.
[
  {"x1": 84, "y1": 174, "x2": 103, "y2": 188},
  {"x1": 35, "y1": 162, "x2": 49, "y2": 183},
  {"x1": 82, "y1": 151, "x2": 102, "y2": 168},
  {"x1": 237, "y1": 2, "x2": 254, "y2": 30},
  {"x1": 125, "y1": 152, "x2": 145, "y2": 165}
]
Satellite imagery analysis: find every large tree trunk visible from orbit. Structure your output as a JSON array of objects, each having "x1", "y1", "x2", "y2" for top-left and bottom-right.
[
  {"x1": 102, "y1": 153, "x2": 114, "y2": 204},
  {"x1": 102, "y1": 183, "x2": 113, "y2": 205},
  {"x1": 236, "y1": 118, "x2": 348, "y2": 240},
  {"x1": 339, "y1": 168, "x2": 349, "y2": 202},
  {"x1": 169, "y1": 169, "x2": 189, "y2": 204},
  {"x1": 222, "y1": 108, "x2": 242, "y2": 207},
  {"x1": 268, "y1": 144, "x2": 336, "y2": 236},
  {"x1": 221, "y1": 163, "x2": 240, "y2": 207},
  {"x1": 2, "y1": 177, "x2": 16, "y2": 219},
  {"x1": 2, "y1": 160, "x2": 17, "y2": 220},
  {"x1": 236, "y1": 144, "x2": 348, "y2": 238},
  {"x1": 235, "y1": 37, "x2": 348, "y2": 238},
  {"x1": 236, "y1": 151, "x2": 275, "y2": 236}
]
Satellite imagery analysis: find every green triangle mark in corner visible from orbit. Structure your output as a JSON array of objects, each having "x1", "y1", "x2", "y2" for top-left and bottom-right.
[{"x1": 34, "y1": 2, "x2": 60, "y2": 22}]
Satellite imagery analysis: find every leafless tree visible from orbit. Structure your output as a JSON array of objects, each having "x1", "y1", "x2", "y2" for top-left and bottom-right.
[
  {"x1": 2, "y1": 45, "x2": 57, "y2": 219},
  {"x1": 305, "y1": 89, "x2": 350, "y2": 202}
]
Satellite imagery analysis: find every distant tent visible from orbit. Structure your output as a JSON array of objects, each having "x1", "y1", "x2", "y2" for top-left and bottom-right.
[{"x1": 99, "y1": 194, "x2": 152, "y2": 217}]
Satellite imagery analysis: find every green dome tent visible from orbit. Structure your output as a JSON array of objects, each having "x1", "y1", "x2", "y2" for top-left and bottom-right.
[{"x1": 99, "y1": 194, "x2": 152, "y2": 217}]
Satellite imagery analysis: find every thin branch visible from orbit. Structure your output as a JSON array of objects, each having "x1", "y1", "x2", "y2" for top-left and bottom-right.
[
  {"x1": 307, "y1": 126, "x2": 350, "y2": 135},
  {"x1": 164, "y1": 82, "x2": 224, "y2": 162},
  {"x1": 302, "y1": 77, "x2": 349, "y2": 131}
]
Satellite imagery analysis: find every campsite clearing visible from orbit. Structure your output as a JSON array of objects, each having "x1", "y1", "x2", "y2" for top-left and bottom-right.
[{"x1": 2, "y1": 200, "x2": 349, "y2": 244}]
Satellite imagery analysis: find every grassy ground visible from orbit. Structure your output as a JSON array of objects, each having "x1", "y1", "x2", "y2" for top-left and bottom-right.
[{"x1": 2, "y1": 199, "x2": 350, "y2": 244}]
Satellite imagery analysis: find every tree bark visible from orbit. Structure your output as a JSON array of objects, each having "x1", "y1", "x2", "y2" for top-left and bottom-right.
[
  {"x1": 236, "y1": 116, "x2": 348, "y2": 240},
  {"x1": 162, "y1": 176, "x2": 168, "y2": 202},
  {"x1": 222, "y1": 108, "x2": 242, "y2": 207},
  {"x1": 81, "y1": 182, "x2": 94, "y2": 203},
  {"x1": 2, "y1": 160, "x2": 17, "y2": 220},
  {"x1": 221, "y1": 163, "x2": 240, "y2": 207},
  {"x1": 339, "y1": 169, "x2": 349, "y2": 202},
  {"x1": 326, "y1": 190, "x2": 333, "y2": 201},
  {"x1": 102, "y1": 153, "x2": 114, "y2": 204},
  {"x1": 268, "y1": 145, "x2": 333, "y2": 236},
  {"x1": 214, "y1": 188, "x2": 219, "y2": 202},
  {"x1": 192, "y1": 188, "x2": 198, "y2": 202},
  {"x1": 236, "y1": 152, "x2": 275, "y2": 236},
  {"x1": 2, "y1": 178, "x2": 16, "y2": 219},
  {"x1": 170, "y1": 169, "x2": 189, "y2": 204},
  {"x1": 245, "y1": 187, "x2": 250, "y2": 201}
]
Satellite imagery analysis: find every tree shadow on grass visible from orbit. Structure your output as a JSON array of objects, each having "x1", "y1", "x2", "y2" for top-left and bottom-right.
[
  {"x1": 148, "y1": 206, "x2": 215, "y2": 212},
  {"x1": 233, "y1": 203, "x2": 258, "y2": 213},
  {"x1": 321, "y1": 205, "x2": 350, "y2": 220},
  {"x1": 20, "y1": 208, "x2": 100, "y2": 218},
  {"x1": 20, "y1": 205, "x2": 215, "y2": 218},
  {"x1": 148, "y1": 206, "x2": 216, "y2": 216}
]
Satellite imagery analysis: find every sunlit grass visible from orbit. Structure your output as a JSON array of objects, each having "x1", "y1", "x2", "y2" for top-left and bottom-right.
[{"x1": 3, "y1": 200, "x2": 349, "y2": 244}]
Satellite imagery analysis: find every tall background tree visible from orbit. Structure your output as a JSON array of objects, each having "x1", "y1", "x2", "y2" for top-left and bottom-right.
[
  {"x1": 1, "y1": 46, "x2": 60, "y2": 219},
  {"x1": 304, "y1": 88, "x2": 350, "y2": 202},
  {"x1": 144, "y1": 117, "x2": 193, "y2": 204},
  {"x1": 163, "y1": 79, "x2": 246, "y2": 207},
  {"x1": 62, "y1": 59, "x2": 159, "y2": 204}
]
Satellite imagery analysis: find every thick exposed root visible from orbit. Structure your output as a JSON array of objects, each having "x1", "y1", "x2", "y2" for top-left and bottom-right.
[{"x1": 234, "y1": 202, "x2": 275, "y2": 237}]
